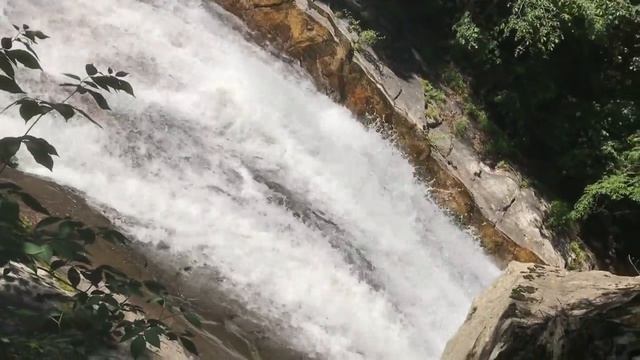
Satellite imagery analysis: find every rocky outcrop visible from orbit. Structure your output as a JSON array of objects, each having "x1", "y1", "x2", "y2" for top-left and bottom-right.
[
  {"x1": 209, "y1": 0, "x2": 588, "y2": 268},
  {"x1": 443, "y1": 262, "x2": 640, "y2": 360}
]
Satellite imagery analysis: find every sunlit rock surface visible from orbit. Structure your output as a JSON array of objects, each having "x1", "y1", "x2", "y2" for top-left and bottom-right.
[{"x1": 444, "y1": 262, "x2": 640, "y2": 360}]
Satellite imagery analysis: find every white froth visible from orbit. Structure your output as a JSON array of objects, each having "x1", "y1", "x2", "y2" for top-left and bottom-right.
[{"x1": 0, "y1": 1, "x2": 499, "y2": 358}]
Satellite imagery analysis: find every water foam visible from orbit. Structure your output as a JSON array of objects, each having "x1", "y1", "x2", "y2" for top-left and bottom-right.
[{"x1": 0, "y1": 1, "x2": 499, "y2": 358}]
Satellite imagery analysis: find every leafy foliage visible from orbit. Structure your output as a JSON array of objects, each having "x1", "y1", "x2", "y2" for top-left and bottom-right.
[
  {"x1": 342, "y1": 11, "x2": 385, "y2": 52},
  {"x1": 571, "y1": 133, "x2": 640, "y2": 221},
  {"x1": 0, "y1": 25, "x2": 200, "y2": 358}
]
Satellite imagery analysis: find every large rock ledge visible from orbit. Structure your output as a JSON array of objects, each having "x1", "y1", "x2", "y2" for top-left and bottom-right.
[
  {"x1": 443, "y1": 262, "x2": 640, "y2": 359},
  {"x1": 209, "y1": 0, "x2": 580, "y2": 268}
]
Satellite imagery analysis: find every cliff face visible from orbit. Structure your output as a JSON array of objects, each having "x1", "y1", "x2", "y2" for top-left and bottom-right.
[{"x1": 443, "y1": 262, "x2": 640, "y2": 360}]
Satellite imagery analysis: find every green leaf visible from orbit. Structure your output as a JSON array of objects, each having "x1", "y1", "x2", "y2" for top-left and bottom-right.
[
  {"x1": 6, "y1": 49, "x2": 41, "y2": 70},
  {"x1": 0, "y1": 137, "x2": 21, "y2": 162},
  {"x1": 144, "y1": 327, "x2": 162, "y2": 348},
  {"x1": 130, "y1": 335, "x2": 146, "y2": 359},
  {"x1": 1, "y1": 38, "x2": 12, "y2": 49},
  {"x1": 51, "y1": 103, "x2": 75, "y2": 120},
  {"x1": 115, "y1": 71, "x2": 129, "y2": 77},
  {"x1": 0, "y1": 196, "x2": 18, "y2": 223},
  {"x1": 35, "y1": 244, "x2": 53, "y2": 262},
  {"x1": 86, "y1": 89, "x2": 110, "y2": 110},
  {"x1": 179, "y1": 336, "x2": 198, "y2": 356},
  {"x1": 0, "y1": 75, "x2": 24, "y2": 93},
  {"x1": 23, "y1": 242, "x2": 43, "y2": 255},
  {"x1": 19, "y1": 99, "x2": 42, "y2": 122},
  {"x1": 22, "y1": 136, "x2": 58, "y2": 171},
  {"x1": 183, "y1": 311, "x2": 202, "y2": 329},
  {"x1": 85, "y1": 64, "x2": 98, "y2": 76},
  {"x1": 0, "y1": 53, "x2": 14, "y2": 78},
  {"x1": 67, "y1": 267, "x2": 81, "y2": 288}
]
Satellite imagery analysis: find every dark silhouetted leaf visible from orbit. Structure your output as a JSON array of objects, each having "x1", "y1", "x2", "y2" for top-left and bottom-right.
[
  {"x1": 130, "y1": 335, "x2": 146, "y2": 359},
  {"x1": 0, "y1": 53, "x2": 14, "y2": 78},
  {"x1": 15, "y1": 190, "x2": 49, "y2": 215},
  {"x1": 72, "y1": 106, "x2": 102, "y2": 128},
  {"x1": 100, "y1": 228, "x2": 128, "y2": 244},
  {"x1": 33, "y1": 31, "x2": 49, "y2": 40},
  {"x1": 12, "y1": 25, "x2": 19, "y2": 31},
  {"x1": 0, "y1": 196, "x2": 19, "y2": 222},
  {"x1": 51, "y1": 103, "x2": 75, "y2": 120},
  {"x1": 85, "y1": 63, "x2": 98, "y2": 76},
  {"x1": 78, "y1": 227, "x2": 96, "y2": 243},
  {"x1": 50, "y1": 259, "x2": 66, "y2": 271},
  {"x1": 0, "y1": 137, "x2": 21, "y2": 162},
  {"x1": 22, "y1": 136, "x2": 58, "y2": 171},
  {"x1": 143, "y1": 280, "x2": 166, "y2": 294},
  {"x1": 35, "y1": 216, "x2": 62, "y2": 230},
  {"x1": 180, "y1": 337, "x2": 198, "y2": 356},
  {"x1": 22, "y1": 31, "x2": 36, "y2": 42},
  {"x1": 19, "y1": 99, "x2": 42, "y2": 122},
  {"x1": 16, "y1": 40, "x2": 39, "y2": 59},
  {"x1": 144, "y1": 327, "x2": 162, "y2": 348},
  {"x1": 115, "y1": 71, "x2": 128, "y2": 77},
  {"x1": 108, "y1": 67, "x2": 113, "y2": 74},
  {"x1": 83, "y1": 81, "x2": 98, "y2": 89},
  {"x1": 118, "y1": 79, "x2": 135, "y2": 97},
  {"x1": 0, "y1": 182, "x2": 21, "y2": 190},
  {"x1": 87, "y1": 89, "x2": 110, "y2": 110},
  {"x1": 90, "y1": 75, "x2": 113, "y2": 92},
  {"x1": 0, "y1": 75, "x2": 24, "y2": 93},
  {"x1": 1, "y1": 38, "x2": 11, "y2": 49},
  {"x1": 63, "y1": 73, "x2": 81, "y2": 81},
  {"x1": 7, "y1": 49, "x2": 41, "y2": 70},
  {"x1": 183, "y1": 312, "x2": 202, "y2": 329},
  {"x1": 67, "y1": 267, "x2": 81, "y2": 288}
]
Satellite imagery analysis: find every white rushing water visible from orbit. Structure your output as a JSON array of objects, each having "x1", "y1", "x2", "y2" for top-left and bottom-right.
[{"x1": 1, "y1": 0, "x2": 499, "y2": 358}]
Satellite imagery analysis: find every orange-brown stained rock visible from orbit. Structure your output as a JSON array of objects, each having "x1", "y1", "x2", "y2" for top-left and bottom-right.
[{"x1": 213, "y1": 0, "x2": 542, "y2": 267}]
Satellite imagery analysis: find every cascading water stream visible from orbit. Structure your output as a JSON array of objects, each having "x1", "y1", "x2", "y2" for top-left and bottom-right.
[{"x1": 1, "y1": 0, "x2": 500, "y2": 358}]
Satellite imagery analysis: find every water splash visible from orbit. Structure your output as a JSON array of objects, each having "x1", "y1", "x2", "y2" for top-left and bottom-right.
[{"x1": 0, "y1": 0, "x2": 499, "y2": 358}]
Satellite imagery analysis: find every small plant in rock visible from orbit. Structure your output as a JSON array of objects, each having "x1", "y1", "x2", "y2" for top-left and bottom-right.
[
  {"x1": 422, "y1": 79, "x2": 446, "y2": 105},
  {"x1": 442, "y1": 66, "x2": 466, "y2": 94},
  {"x1": 546, "y1": 200, "x2": 573, "y2": 232},
  {"x1": 341, "y1": 10, "x2": 384, "y2": 52},
  {"x1": 453, "y1": 118, "x2": 470, "y2": 138},
  {"x1": 354, "y1": 29, "x2": 384, "y2": 51}
]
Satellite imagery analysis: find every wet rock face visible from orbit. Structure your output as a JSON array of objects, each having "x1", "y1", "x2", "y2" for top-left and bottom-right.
[{"x1": 443, "y1": 262, "x2": 640, "y2": 360}]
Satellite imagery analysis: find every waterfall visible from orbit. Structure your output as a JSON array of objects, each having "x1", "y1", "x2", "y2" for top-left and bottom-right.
[{"x1": 0, "y1": 0, "x2": 499, "y2": 358}]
